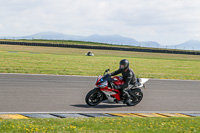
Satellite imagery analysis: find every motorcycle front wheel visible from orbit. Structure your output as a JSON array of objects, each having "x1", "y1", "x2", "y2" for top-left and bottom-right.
[
  {"x1": 127, "y1": 88, "x2": 143, "y2": 106},
  {"x1": 85, "y1": 88, "x2": 104, "y2": 106}
]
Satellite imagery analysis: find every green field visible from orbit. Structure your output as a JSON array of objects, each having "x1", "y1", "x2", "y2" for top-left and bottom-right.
[
  {"x1": 0, "y1": 117, "x2": 200, "y2": 133},
  {"x1": 0, "y1": 44, "x2": 200, "y2": 80}
]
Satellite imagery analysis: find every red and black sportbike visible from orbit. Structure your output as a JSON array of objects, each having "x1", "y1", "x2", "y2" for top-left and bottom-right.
[{"x1": 85, "y1": 69, "x2": 149, "y2": 106}]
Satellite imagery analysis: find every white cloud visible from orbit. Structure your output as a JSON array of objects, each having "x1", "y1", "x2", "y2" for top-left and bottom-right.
[{"x1": 0, "y1": 0, "x2": 200, "y2": 45}]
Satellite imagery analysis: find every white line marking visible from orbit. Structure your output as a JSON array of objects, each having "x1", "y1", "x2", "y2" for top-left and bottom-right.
[
  {"x1": 0, "y1": 73, "x2": 97, "y2": 77},
  {"x1": 0, "y1": 73, "x2": 199, "y2": 81},
  {"x1": 0, "y1": 111, "x2": 200, "y2": 114}
]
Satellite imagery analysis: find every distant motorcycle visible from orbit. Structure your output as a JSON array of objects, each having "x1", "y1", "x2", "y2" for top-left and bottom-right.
[{"x1": 85, "y1": 69, "x2": 149, "y2": 106}]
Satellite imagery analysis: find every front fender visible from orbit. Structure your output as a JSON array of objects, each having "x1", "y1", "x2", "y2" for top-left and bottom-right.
[{"x1": 94, "y1": 87, "x2": 107, "y2": 101}]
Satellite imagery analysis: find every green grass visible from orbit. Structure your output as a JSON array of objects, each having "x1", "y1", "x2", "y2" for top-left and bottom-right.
[
  {"x1": 0, "y1": 117, "x2": 200, "y2": 133},
  {"x1": 0, "y1": 44, "x2": 200, "y2": 80}
]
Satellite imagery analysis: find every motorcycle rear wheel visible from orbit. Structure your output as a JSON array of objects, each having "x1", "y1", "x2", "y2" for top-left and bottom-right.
[
  {"x1": 85, "y1": 88, "x2": 104, "y2": 106},
  {"x1": 126, "y1": 88, "x2": 143, "y2": 106}
]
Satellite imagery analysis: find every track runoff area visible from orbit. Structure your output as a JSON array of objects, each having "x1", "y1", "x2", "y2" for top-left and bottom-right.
[
  {"x1": 0, "y1": 73, "x2": 200, "y2": 119},
  {"x1": 0, "y1": 113, "x2": 200, "y2": 119}
]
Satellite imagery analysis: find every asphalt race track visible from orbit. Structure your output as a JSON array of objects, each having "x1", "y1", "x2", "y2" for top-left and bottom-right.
[{"x1": 0, "y1": 73, "x2": 200, "y2": 113}]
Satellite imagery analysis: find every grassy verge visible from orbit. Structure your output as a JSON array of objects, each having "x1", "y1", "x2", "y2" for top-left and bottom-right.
[
  {"x1": 0, "y1": 45, "x2": 200, "y2": 80},
  {"x1": 0, "y1": 117, "x2": 200, "y2": 133}
]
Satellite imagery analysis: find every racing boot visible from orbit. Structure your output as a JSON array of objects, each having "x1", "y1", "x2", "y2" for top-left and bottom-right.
[{"x1": 123, "y1": 90, "x2": 131, "y2": 104}]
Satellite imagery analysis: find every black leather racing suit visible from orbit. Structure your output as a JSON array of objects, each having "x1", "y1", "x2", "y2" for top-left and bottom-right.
[
  {"x1": 110, "y1": 68, "x2": 137, "y2": 90},
  {"x1": 110, "y1": 68, "x2": 137, "y2": 101}
]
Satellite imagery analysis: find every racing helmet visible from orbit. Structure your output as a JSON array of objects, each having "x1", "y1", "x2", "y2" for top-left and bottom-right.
[{"x1": 119, "y1": 59, "x2": 129, "y2": 71}]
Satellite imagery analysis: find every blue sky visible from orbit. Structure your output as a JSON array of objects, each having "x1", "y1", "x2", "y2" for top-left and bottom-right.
[{"x1": 0, "y1": 0, "x2": 200, "y2": 45}]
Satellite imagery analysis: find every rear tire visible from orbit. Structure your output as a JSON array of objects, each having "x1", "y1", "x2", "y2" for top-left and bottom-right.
[
  {"x1": 85, "y1": 88, "x2": 104, "y2": 106},
  {"x1": 126, "y1": 88, "x2": 143, "y2": 106}
]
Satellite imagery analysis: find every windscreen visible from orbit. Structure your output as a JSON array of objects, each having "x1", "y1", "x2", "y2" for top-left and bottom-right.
[{"x1": 99, "y1": 74, "x2": 113, "y2": 83}]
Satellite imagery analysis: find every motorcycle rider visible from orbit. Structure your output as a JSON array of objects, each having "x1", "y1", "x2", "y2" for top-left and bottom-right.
[{"x1": 110, "y1": 59, "x2": 137, "y2": 103}]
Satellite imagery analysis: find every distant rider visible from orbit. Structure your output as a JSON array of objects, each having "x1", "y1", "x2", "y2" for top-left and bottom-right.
[
  {"x1": 110, "y1": 59, "x2": 137, "y2": 103},
  {"x1": 87, "y1": 51, "x2": 92, "y2": 56}
]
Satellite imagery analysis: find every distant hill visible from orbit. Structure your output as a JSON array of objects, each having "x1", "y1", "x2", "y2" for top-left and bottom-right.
[
  {"x1": 17, "y1": 31, "x2": 84, "y2": 40},
  {"x1": 81, "y1": 34, "x2": 139, "y2": 45},
  {"x1": 139, "y1": 41, "x2": 161, "y2": 48},
  {"x1": 168, "y1": 40, "x2": 200, "y2": 50},
  {"x1": 1, "y1": 31, "x2": 200, "y2": 50}
]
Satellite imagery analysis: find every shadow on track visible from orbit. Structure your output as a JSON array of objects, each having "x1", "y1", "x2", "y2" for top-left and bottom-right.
[{"x1": 71, "y1": 104, "x2": 127, "y2": 109}]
